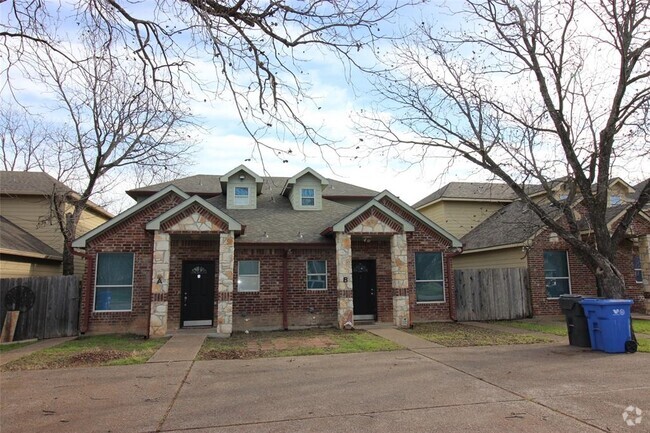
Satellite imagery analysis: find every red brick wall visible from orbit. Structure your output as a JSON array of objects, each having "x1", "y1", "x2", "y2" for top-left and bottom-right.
[
  {"x1": 379, "y1": 197, "x2": 455, "y2": 322},
  {"x1": 527, "y1": 225, "x2": 648, "y2": 315},
  {"x1": 81, "y1": 193, "x2": 184, "y2": 335},
  {"x1": 232, "y1": 246, "x2": 337, "y2": 331}
]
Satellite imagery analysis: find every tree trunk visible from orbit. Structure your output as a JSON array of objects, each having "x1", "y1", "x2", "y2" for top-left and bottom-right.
[
  {"x1": 595, "y1": 259, "x2": 626, "y2": 299},
  {"x1": 61, "y1": 213, "x2": 76, "y2": 276}
]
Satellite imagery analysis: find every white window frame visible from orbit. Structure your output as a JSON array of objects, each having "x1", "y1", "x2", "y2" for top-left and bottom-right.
[
  {"x1": 544, "y1": 250, "x2": 572, "y2": 299},
  {"x1": 610, "y1": 195, "x2": 622, "y2": 206},
  {"x1": 415, "y1": 252, "x2": 446, "y2": 303},
  {"x1": 234, "y1": 186, "x2": 250, "y2": 206},
  {"x1": 93, "y1": 252, "x2": 135, "y2": 312},
  {"x1": 237, "y1": 260, "x2": 260, "y2": 292},
  {"x1": 306, "y1": 260, "x2": 327, "y2": 290},
  {"x1": 633, "y1": 255, "x2": 643, "y2": 283},
  {"x1": 301, "y1": 188, "x2": 315, "y2": 207}
]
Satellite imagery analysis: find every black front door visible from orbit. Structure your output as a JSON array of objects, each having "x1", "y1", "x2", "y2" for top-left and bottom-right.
[
  {"x1": 181, "y1": 261, "x2": 215, "y2": 327},
  {"x1": 352, "y1": 260, "x2": 377, "y2": 320}
]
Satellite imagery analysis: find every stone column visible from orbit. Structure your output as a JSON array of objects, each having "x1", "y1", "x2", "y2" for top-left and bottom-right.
[
  {"x1": 336, "y1": 233, "x2": 354, "y2": 329},
  {"x1": 149, "y1": 231, "x2": 170, "y2": 337},
  {"x1": 391, "y1": 233, "x2": 410, "y2": 328},
  {"x1": 217, "y1": 231, "x2": 235, "y2": 335},
  {"x1": 639, "y1": 235, "x2": 650, "y2": 314}
]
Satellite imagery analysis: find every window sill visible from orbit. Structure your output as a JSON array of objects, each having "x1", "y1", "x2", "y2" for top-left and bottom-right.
[
  {"x1": 306, "y1": 288, "x2": 328, "y2": 291},
  {"x1": 93, "y1": 310, "x2": 133, "y2": 313}
]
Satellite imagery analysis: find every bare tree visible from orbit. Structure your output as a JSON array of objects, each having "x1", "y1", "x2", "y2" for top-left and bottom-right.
[
  {"x1": 0, "y1": 108, "x2": 50, "y2": 171},
  {"x1": 7, "y1": 37, "x2": 193, "y2": 275},
  {"x1": 1, "y1": 0, "x2": 415, "y2": 151},
  {"x1": 361, "y1": 0, "x2": 650, "y2": 298}
]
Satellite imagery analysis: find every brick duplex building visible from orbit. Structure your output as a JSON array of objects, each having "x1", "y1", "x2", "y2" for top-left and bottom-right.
[{"x1": 72, "y1": 165, "x2": 461, "y2": 337}]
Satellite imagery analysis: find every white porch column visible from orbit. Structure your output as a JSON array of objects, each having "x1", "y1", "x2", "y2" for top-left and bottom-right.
[
  {"x1": 336, "y1": 233, "x2": 354, "y2": 329},
  {"x1": 639, "y1": 235, "x2": 650, "y2": 314},
  {"x1": 150, "y1": 231, "x2": 170, "y2": 337},
  {"x1": 217, "y1": 231, "x2": 235, "y2": 334},
  {"x1": 391, "y1": 233, "x2": 410, "y2": 327}
]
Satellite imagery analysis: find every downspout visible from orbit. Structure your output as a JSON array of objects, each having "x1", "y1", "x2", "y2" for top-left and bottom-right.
[
  {"x1": 282, "y1": 248, "x2": 290, "y2": 330},
  {"x1": 445, "y1": 247, "x2": 464, "y2": 322}
]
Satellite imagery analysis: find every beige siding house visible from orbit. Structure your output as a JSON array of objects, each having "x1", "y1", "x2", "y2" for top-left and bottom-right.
[{"x1": 0, "y1": 171, "x2": 112, "y2": 278}]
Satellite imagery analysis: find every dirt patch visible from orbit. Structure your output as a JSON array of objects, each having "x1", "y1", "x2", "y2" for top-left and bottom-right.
[
  {"x1": 67, "y1": 349, "x2": 130, "y2": 366},
  {"x1": 252, "y1": 336, "x2": 339, "y2": 351},
  {"x1": 203, "y1": 348, "x2": 259, "y2": 360}
]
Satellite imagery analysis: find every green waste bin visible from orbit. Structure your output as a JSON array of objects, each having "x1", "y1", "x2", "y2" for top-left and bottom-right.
[{"x1": 558, "y1": 294, "x2": 591, "y2": 347}]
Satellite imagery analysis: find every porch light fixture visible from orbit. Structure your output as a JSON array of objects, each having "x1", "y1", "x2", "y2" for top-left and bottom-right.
[{"x1": 157, "y1": 275, "x2": 163, "y2": 285}]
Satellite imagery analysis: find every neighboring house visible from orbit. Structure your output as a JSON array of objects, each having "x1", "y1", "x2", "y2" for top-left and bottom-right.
[
  {"x1": 0, "y1": 171, "x2": 112, "y2": 278},
  {"x1": 415, "y1": 178, "x2": 650, "y2": 315},
  {"x1": 72, "y1": 165, "x2": 461, "y2": 337}
]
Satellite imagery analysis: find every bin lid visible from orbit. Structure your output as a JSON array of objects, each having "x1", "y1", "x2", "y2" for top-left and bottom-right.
[{"x1": 580, "y1": 298, "x2": 633, "y2": 306}]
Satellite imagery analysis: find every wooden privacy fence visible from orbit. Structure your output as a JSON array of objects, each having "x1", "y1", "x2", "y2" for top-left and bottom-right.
[
  {"x1": 0, "y1": 275, "x2": 79, "y2": 341},
  {"x1": 455, "y1": 268, "x2": 532, "y2": 321}
]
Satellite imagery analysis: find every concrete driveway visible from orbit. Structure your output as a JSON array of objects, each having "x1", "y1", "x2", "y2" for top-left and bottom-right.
[{"x1": 1, "y1": 343, "x2": 648, "y2": 433}]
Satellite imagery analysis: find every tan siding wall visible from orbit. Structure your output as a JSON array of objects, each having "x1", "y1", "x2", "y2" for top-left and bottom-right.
[
  {"x1": 453, "y1": 247, "x2": 526, "y2": 269},
  {"x1": 0, "y1": 256, "x2": 62, "y2": 277},
  {"x1": 73, "y1": 207, "x2": 111, "y2": 276},
  {"x1": 1, "y1": 196, "x2": 64, "y2": 252},
  {"x1": 420, "y1": 201, "x2": 504, "y2": 238}
]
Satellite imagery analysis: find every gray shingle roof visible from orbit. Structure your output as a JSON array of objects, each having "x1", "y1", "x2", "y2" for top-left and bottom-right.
[
  {"x1": 206, "y1": 193, "x2": 356, "y2": 244},
  {"x1": 126, "y1": 175, "x2": 378, "y2": 199},
  {"x1": 0, "y1": 171, "x2": 112, "y2": 218},
  {"x1": 413, "y1": 182, "x2": 517, "y2": 208},
  {"x1": 0, "y1": 215, "x2": 63, "y2": 260},
  {"x1": 0, "y1": 171, "x2": 72, "y2": 196}
]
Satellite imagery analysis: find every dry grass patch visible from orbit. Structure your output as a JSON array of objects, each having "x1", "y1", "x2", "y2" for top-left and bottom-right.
[
  {"x1": 0, "y1": 334, "x2": 168, "y2": 371},
  {"x1": 408, "y1": 322, "x2": 551, "y2": 347},
  {"x1": 198, "y1": 328, "x2": 400, "y2": 360}
]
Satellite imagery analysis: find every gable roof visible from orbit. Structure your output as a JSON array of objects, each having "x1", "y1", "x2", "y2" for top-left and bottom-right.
[
  {"x1": 126, "y1": 174, "x2": 378, "y2": 200},
  {"x1": 72, "y1": 185, "x2": 189, "y2": 248},
  {"x1": 205, "y1": 193, "x2": 354, "y2": 244},
  {"x1": 219, "y1": 165, "x2": 263, "y2": 195},
  {"x1": 331, "y1": 199, "x2": 415, "y2": 232},
  {"x1": 0, "y1": 171, "x2": 112, "y2": 218},
  {"x1": 377, "y1": 191, "x2": 462, "y2": 248},
  {"x1": 146, "y1": 196, "x2": 242, "y2": 231},
  {"x1": 281, "y1": 168, "x2": 329, "y2": 196},
  {"x1": 413, "y1": 182, "x2": 517, "y2": 209},
  {"x1": 0, "y1": 215, "x2": 62, "y2": 260}
]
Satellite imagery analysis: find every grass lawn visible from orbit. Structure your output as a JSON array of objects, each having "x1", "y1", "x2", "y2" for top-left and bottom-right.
[
  {"x1": 632, "y1": 319, "x2": 650, "y2": 335},
  {"x1": 501, "y1": 320, "x2": 568, "y2": 336},
  {"x1": 0, "y1": 334, "x2": 168, "y2": 371},
  {"x1": 636, "y1": 337, "x2": 650, "y2": 353},
  {"x1": 408, "y1": 322, "x2": 551, "y2": 347},
  {"x1": 0, "y1": 340, "x2": 36, "y2": 354},
  {"x1": 198, "y1": 328, "x2": 400, "y2": 360}
]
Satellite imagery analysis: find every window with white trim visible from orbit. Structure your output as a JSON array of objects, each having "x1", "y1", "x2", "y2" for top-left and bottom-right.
[
  {"x1": 234, "y1": 187, "x2": 249, "y2": 205},
  {"x1": 307, "y1": 260, "x2": 327, "y2": 289},
  {"x1": 544, "y1": 250, "x2": 571, "y2": 298},
  {"x1": 238, "y1": 260, "x2": 260, "y2": 292},
  {"x1": 301, "y1": 188, "x2": 315, "y2": 207},
  {"x1": 415, "y1": 252, "x2": 444, "y2": 302},
  {"x1": 94, "y1": 252, "x2": 134, "y2": 311},
  {"x1": 610, "y1": 195, "x2": 622, "y2": 206},
  {"x1": 634, "y1": 255, "x2": 643, "y2": 283}
]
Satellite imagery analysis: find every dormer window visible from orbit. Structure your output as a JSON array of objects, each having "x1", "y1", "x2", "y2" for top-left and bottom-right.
[
  {"x1": 234, "y1": 187, "x2": 250, "y2": 205},
  {"x1": 301, "y1": 188, "x2": 315, "y2": 206},
  {"x1": 610, "y1": 195, "x2": 622, "y2": 206}
]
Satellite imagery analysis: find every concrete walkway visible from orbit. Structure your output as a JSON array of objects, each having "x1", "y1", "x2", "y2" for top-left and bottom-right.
[
  {"x1": 147, "y1": 333, "x2": 206, "y2": 363},
  {"x1": 363, "y1": 327, "x2": 445, "y2": 349},
  {"x1": 0, "y1": 337, "x2": 75, "y2": 366}
]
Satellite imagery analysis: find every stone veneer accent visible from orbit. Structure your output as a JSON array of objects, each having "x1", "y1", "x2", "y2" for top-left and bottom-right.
[
  {"x1": 639, "y1": 235, "x2": 650, "y2": 314},
  {"x1": 391, "y1": 233, "x2": 410, "y2": 327},
  {"x1": 349, "y1": 215, "x2": 397, "y2": 234},
  {"x1": 217, "y1": 232, "x2": 235, "y2": 334},
  {"x1": 150, "y1": 231, "x2": 170, "y2": 337},
  {"x1": 336, "y1": 233, "x2": 354, "y2": 328},
  {"x1": 167, "y1": 212, "x2": 218, "y2": 232}
]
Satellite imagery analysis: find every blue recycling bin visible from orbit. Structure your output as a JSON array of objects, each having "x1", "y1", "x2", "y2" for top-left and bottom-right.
[{"x1": 580, "y1": 298, "x2": 633, "y2": 353}]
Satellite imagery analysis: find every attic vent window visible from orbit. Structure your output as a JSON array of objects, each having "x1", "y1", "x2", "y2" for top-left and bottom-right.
[
  {"x1": 234, "y1": 187, "x2": 249, "y2": 205},
  {"x1": 610, "y1": 195, "x2": 622, "y2": 206},
  {"x1": 301, "y1": 188, "x2": 315, "y2": 206}
]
